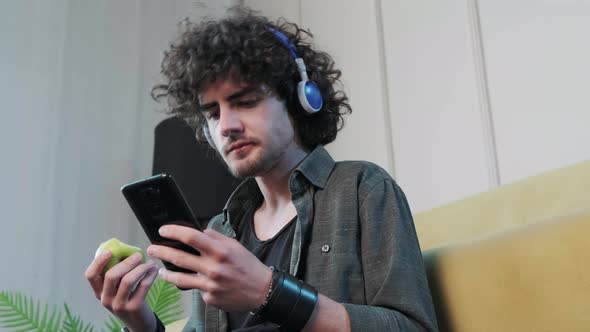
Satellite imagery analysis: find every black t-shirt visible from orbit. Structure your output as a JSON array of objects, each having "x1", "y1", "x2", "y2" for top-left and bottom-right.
[{"x1": 227, "y1": 203, "x2": 297, "y2": 331}]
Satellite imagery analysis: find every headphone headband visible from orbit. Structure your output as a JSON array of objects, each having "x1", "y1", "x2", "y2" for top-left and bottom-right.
[
  {"x1": 268, "y1": 27, "x2": 300, "y2": 59},
  {"x1": 267, "y1": 27, "x2": 323, "y2": 114}
]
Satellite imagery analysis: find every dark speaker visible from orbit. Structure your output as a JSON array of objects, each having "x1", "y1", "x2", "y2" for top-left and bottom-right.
[{"x1": 152, "y1": 117, "x2": 239, "y2": 228}]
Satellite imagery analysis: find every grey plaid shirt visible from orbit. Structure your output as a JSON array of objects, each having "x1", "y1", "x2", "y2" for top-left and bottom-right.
[{"x1": 182, "y1": 146, "x2": 438, "y2": 332}]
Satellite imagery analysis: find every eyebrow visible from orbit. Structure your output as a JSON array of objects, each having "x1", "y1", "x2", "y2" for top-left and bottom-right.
[{"x1": 199, "y1": 86, "x2": 261, "y2": 111}]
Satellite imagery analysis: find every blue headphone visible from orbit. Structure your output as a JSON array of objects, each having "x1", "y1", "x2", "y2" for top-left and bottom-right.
[{"x1": 268, "y1": 27, "x2": 323, "y2": 114}]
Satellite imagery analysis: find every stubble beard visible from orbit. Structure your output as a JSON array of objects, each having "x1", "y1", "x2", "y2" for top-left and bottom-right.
[{"x1": 225, "y1": 141, "x2": 288, "y2": 179}]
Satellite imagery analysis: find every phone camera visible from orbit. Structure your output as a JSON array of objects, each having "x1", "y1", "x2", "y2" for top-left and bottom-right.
[{"x1": 140, "y1": 187, "x2": 168, "y2": 220}]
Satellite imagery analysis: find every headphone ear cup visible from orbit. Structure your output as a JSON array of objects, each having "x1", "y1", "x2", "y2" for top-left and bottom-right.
[{"x1": 297, "y1": 80, "x2": 323, "y2": 114}]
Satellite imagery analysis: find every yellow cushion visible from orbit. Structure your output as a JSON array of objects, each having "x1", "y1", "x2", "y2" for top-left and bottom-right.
[
  {"x1": 424, "y1": 209, "x2": 590, "y2": 332},
  {"x1": 415, "y1": 160, "x2": 590, "y2": 250}
]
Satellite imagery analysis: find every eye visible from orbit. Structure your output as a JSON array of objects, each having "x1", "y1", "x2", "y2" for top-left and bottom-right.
[
  {"x1": 205, "y1": 110, "x2": 219, "y2": 121},
  {"x1": 236, "y1": 98, "x2": 260, "y2": 108}
]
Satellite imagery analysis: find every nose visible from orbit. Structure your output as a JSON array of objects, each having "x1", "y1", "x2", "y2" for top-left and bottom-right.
[{"x1": 219, "y1": 107, "x2": 244, "y2": 137}]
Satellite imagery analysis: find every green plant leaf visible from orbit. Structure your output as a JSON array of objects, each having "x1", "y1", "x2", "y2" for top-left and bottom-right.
[
  {"x1": 2, "y1": 277, "x2": 185, "y2": 332},
  {"x1": 102, "y1": 314, "x2": 123, "y2": 332},
  {"x1": 0, "y1": 290, "x2": 62, "y2": 332},
  {"x1": 61, "y1": 303, "x2": 94, "y2": 332},
  {"x1": 146, "y1": 277, "x2": 184, "y2": 326}
]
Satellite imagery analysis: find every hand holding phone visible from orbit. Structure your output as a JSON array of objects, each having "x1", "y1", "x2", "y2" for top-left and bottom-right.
[{"x1": 121, "y1": 173, "x2": 202, "y2": 274}]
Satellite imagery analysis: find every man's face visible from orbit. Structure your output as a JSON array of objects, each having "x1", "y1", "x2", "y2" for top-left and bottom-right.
[{"x1": 199, "y1": 79, "x2": 300, "y2": 178}]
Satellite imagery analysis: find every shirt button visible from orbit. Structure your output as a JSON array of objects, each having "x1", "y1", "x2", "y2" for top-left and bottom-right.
[{"x1": 321, "y1": 244, "x2": 330, "y2": 253}]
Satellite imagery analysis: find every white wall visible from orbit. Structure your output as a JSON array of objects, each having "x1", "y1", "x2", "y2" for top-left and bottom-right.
[
  {"x1": 0, "y1": 0, "x2": 195, "y2": 326},
  {"x1": 246, "y1": 0, "x2": 590, "y2": 213},
  {"x1": 380, "y1": 0, "x2": 494, "y2": 211},
  {"x1": 478, "y1": 0, "x2": 590, "y2": 184}
]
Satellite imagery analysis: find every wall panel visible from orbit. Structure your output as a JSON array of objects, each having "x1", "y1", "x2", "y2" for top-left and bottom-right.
[
  {"x1": 478, "y1": 0, "x2": 590, "y2": 184},
  {"x1": 300, "y1": 0, "x2": 394, "y2": 173},
  {"x1": 380, "y1": 1, "x2": 492, "y2": 212}
]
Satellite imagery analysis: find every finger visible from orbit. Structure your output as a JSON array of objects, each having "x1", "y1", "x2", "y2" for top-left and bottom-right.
[
  {"x1": 147, "y1": 244, "x2": 208, "y2": 274},
  {"x1": 159, "y1": 225, "x2": 221, "y2": 256},
  {"x1": 157, "y1": 268, "x2": 209, "y2": 291},
  {"x1": 85, "y1": 250, "x2": 112, "y2": 299},
  {"x1": 128, "y1": 265, "x2": 159, "y2": 306},
  {"x1": 101, "y1": 252, "x2": 144, "y2": 303},
  {"x1": 113, "y1": 260, "x2": 157, "y2": 305}
]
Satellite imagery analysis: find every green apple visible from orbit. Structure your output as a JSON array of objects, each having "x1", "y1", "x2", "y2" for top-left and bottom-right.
[{"x1": 95, "y1": 238, "x2": 146, "y2": 274}]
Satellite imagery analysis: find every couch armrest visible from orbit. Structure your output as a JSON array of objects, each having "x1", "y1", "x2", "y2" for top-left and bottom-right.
[{"x1": 423, "y1": 209, "x2": 590, "y2": 332}]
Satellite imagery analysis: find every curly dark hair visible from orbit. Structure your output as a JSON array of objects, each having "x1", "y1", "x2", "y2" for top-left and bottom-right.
[{"x1": 151, "y1": 6, "x2": 352, "y2": 151}]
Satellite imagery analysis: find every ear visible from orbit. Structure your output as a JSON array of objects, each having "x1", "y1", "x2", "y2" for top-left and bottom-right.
[{"x1": 203, "y1": 125, "x2": 216, "y2": 149}]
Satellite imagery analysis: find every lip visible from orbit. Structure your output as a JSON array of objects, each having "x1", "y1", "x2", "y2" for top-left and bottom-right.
[{"x1": 227, "y1": 141, "x2": 253, "y2": 154}]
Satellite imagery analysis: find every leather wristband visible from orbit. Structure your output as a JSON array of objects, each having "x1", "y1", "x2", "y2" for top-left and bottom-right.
[
  {"x1": 257, "y1": 268, "x2": 319, "y2": 331},
  {"x1": 281, "y1": 280, "x2": 319, "y2": 332}
]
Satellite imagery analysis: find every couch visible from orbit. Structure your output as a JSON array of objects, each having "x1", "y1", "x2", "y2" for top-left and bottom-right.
[
  {"x1": 167, "y1": 160, "x2": 590, "y2": 331},
  {"x1": 415, "y1": 160, "x2": 590, "y2": 331}
]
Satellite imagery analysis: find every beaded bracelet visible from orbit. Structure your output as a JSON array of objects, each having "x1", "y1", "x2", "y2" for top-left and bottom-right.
[{"x1": 250, "y1": 266, "x2": 279, "y2": 316}]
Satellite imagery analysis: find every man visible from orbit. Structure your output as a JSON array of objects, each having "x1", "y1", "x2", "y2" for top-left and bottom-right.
[{"x1": 86, "y1": 7, "x2": 438, "y2": 332}]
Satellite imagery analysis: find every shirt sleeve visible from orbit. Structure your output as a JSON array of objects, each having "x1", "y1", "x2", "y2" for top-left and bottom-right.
[
  {"x1": 342, "y1": 179, "x2": 439, "y2": 332},
  {"x1": 181, "y1": 214, "x2": 225, "y2": 332},
  {"x1": 180, "y1": 290, "x2": 206, "y2": 332}
]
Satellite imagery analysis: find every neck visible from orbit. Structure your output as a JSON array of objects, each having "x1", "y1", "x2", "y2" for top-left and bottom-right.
[{"x1": 254, "y1": 144, "x2": 308, "y2": 213}]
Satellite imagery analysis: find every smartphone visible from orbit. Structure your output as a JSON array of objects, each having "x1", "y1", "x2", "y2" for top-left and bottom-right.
[{"x1": 121, "y1": 173, "x2": 202, "y2": 274}]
